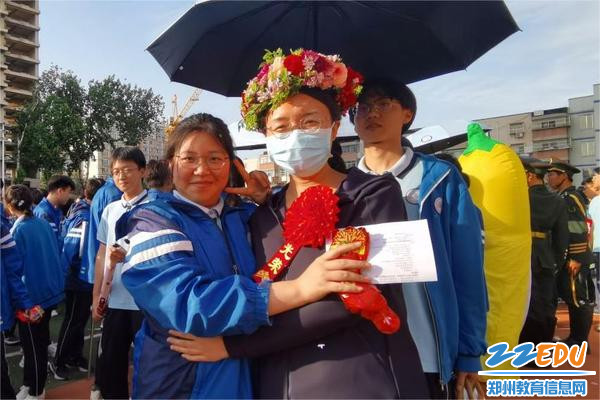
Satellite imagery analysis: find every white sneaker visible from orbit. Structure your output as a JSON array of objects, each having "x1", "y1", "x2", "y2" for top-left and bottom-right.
[
  {"x1": 90, "y1": 385, "x2": 102, "y2": 400},
  {"x1": 47, "y1": 342, "x2": 57, "y2": 358},
  {"x1": 24, "y1": 390, "x2": 45, "y2": 400},
  {"x1": 16, "y1": 386, "x2": 29, "y2": 400}
]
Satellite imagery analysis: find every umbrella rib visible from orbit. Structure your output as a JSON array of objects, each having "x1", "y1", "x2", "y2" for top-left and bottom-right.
[
  {"x1": 330, "y1": 2, "x2": 351, "y2": 21},
  {"x1": 209, "y1": 1, "x2": 278, "y2": 28},
  {"x1": 174, "y1": 1, "x2": 279, "y2": 78},
  {"x1": 312, "y1": 3, "x2": 318, "y2": 50},
  {"x1": 329, "y1": 3, "x2": 360, "y2": 41},
  {"x1": 355, "y1": 1, "x2": 422, "y2": 24},
  {"x1": 225, "y1": 3, "x2": 300, "y2": 95},
  {"x1": 356, "y1": 0, "x2": 468, "y2": 71}
]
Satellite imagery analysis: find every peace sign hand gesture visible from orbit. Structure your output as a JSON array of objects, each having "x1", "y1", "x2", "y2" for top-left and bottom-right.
[{"x1": 224, "y1": 158, "x2": 271, "y2": 205}]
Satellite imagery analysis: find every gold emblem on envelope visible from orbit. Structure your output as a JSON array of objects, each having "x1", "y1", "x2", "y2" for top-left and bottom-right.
[{"x1": 330, "y1": 227, "x2": 369, "y2": 261}]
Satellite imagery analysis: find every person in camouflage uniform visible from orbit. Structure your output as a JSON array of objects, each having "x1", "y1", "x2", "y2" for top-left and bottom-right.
[
  {"x1": 546, "y1": 161, "x2": 595, "y2": 348},
  {"x1": 519, "y1": 158, "x2": 569, "y2": 345}
]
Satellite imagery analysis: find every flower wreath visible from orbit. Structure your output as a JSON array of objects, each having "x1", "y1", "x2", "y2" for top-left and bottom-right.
[{"x1": 241, "y1": 48, "x2": 364, "y2": 131}]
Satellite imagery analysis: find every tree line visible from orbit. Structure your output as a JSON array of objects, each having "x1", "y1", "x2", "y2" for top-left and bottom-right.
[{"x1": 13, "y1": 65, "x2": 164, "y2": 182}]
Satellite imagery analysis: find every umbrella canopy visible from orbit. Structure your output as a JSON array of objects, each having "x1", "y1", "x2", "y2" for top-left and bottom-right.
[
  {"x1": 149, "y1": 1, "x2": 519, "y2": 96},
  {"x1": 228, "y1": 120, "x2": 266, "y2": 148}
]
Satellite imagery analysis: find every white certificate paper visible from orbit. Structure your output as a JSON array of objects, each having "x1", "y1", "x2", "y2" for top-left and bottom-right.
[{"x1": 328, "y1": 220, "x2": 438, "y2": 284}]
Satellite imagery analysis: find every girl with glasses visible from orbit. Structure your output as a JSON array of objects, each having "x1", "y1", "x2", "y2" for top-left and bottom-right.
[{"x1": 115, "y1": 113, "x2": 370, "y2": 399}]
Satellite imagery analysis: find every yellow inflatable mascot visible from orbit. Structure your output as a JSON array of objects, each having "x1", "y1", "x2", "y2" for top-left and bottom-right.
[{"x1": 459, "y1": 123, "x2": 531, "y2": 373}]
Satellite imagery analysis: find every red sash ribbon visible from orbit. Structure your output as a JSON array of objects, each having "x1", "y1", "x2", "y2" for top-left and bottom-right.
[{"x1": 252, "y1": 185, "x2": 400, "y2": 334}]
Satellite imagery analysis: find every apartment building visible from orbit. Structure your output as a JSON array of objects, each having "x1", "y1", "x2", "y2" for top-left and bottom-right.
[
  {"x1": 1, "y1": 0, "x2": 40, "y2": 180},
  {"x1": 443, "y1": 84, "x2": 599, "y2": 185},
  {"x1": 568, "y1": 83, "x2": 599, "y2": 179}
]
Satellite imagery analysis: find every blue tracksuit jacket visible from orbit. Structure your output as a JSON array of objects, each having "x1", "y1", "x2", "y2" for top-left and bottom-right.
[
  {"x1": 33, "y1": 197, "x2": 63, "y2": 246},
  {"x1": 1, "y1": 221, "x2": 33, "y2": 331},
  {"x1": 414, "y1": 152, "x2": 488, "y2": 384},
  {"x1": 0, "y1": 204, "x2": 10, "y2": 228},
  {"x1": 115, "y1": 193, "x2": 271, "y2": 399},
  {"x1": 11, "y1": 216, "x2": 65, "y2": 309},
  {"x1": 61, "y1": 200, "x2": 93, "y2": 291}
]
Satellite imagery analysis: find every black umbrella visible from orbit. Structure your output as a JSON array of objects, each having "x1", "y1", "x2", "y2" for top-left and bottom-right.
[{"x1": 148, "y1": 1, "x2": 519, "y2": 96}]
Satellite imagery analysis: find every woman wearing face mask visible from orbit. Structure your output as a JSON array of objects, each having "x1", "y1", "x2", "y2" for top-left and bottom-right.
[
  {"x1": 115, "y1": 113, "x2": 370, "y2": 399},
  {"x1": 168, "y1": 49, "x2": 429, "y2": 399}
]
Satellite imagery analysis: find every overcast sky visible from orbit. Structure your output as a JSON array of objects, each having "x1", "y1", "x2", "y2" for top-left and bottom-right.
[{"x1": 39, "y1": 0, "x2": 599, "y2": 138}]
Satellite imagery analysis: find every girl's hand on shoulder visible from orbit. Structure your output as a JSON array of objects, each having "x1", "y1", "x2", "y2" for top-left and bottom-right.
[{"x1": 167, "y1": 330, "x2": 229, "y2": 362}]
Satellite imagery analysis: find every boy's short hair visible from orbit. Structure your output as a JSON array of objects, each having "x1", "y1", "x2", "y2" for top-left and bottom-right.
[
  {"x1": 85, "y1": 178, "x2": 105, "y2": 201},
  {"x1": 145, "y1": 160, "x2": 171, "y2": 189},
  {"x1": 47, "y1": 175, "x2": 76, "y2": 192},
  {"x1": 350, "y1": 78, "x2": 417, "y2": 133},
  {"x1": 111, "y1": 146, "x2": 146, "y2": 169},
  {"x1": 30, "y1": 188, "x2": 45, "y2": 205}
]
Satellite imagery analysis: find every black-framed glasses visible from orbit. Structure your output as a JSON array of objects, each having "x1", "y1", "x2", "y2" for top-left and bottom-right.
[
  {"x1": 355, "y1": 98, "x2": 396, "y2": 117},
  {"x1": 111, "y1": 167, "x2": 139, "y2": 177}
]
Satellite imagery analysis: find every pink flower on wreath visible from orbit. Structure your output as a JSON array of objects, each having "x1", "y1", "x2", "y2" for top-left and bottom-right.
[
  {"x1": 257, "y1": 64, "x2": 269, "y2": 79},
  {"x1": 301, "y1": 50, "x2": 320, "y2": 71},
  {"x1": 302, "y1": 49, "x2": 319, "y2": 59},
  {"x1": 257, "y1": 90, "x2": 270, "y2": 103},
  {"x1": 256, "y1": 64, "x2": 269, "y2": 81},
  {"x1": 332, "y1": 63, "x2": 348, "y2": 88},
  {"x1": 305, "y1": 74, "x2": 320, "y2": 87},
  {"x1": 313, "y1": 55, "x2": 332, "y2": 74},
  {"x1": 267, "y1": 80, "x2": 279, "y2": 97},
  {"x1": 320, "y1": 74, "x2": 334, "y2": 89}
]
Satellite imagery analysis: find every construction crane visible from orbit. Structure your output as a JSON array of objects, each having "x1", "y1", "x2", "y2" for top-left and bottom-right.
[{"x1": 165, "y1": 88, "x2": 201, "y2": 139}]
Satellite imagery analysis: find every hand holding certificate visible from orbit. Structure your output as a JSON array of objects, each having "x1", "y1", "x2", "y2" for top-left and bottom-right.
[
  {"x1": 329, "y1": 220, "x2": 438, "y2": 285},
  {"x1": 330, "y1": 227, "x2": 400, "y2": 334}
]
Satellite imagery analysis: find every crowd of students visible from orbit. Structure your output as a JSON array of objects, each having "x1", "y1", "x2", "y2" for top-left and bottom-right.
[{"x1": 0, "y1": 157, "x2": 173, "y2": 400}]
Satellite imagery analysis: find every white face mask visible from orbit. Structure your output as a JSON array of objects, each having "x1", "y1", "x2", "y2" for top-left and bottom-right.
[{"x1": 265, "y1": 128, "x2": 332, "y2": 178}]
